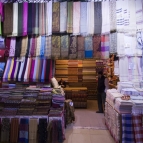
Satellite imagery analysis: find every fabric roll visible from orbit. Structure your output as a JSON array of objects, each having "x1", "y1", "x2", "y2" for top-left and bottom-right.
[
  {"x1": 67, "y1": 2, "x2": 73, "y2": 33},
  {"x1": 40, "y1": 36, "x2": 45, "y2": 57},
  {"x1": 9, "y1": 37, "x2": 16, "y2": 57},
  {"x1": 73, "y1": 2, "x2": 80, "y2": 35},
  {"x1": 29, "y1": 118, "x2": 38, "y2": 143},
  {"x1": 61, "y1": 35, "x2": 69, "y2": 59},
  {"x1": 19, "y1": 118, "x2": 29, "y2": 143},
  {"x1": 93, "y1": 35, "x2": 101, "y2": 59},
  {"x1": 3, "y1": 4, "x2": 13, "y2": 35},
  {"x1": 85, "y1": 36, "x2": 93, "y2": 58},
  {"x1": 27, "y1": 3, "x2": 32, "y2": 35},
  {"x1": 109, "y1": 32, "x2": 117, "y2": 54},
  {"x1": 60, "y1": 2, "x2": 67, "y2": 33},
  {"x1": 51, "y1": 36, "x2": 60, "y2": 59},
  {"x1": 39, "y1": 3, "x2": 46, "y2": 35},
  {"x1": 41, "y1": 58, "x2": 46, "y2": 82},
  {"x1": 77, "y1": 36, "x2": 85, "y2": 59},
  {"x1": 8, "y1": 58, "x2": 14, "y2": 81},
  {"x1": 87, "y1": 2, "x2": 94, "y2": 35},
  {"x1": 1, "y1": 118, "x2": 10, "y2": 143},
  {"x1": 23, "y1": 3, "x2": 28, "y2": 36},
  {"x1": 29, "y1": 58, "x2": 35, "y2": 81},
  {"x1": 69, "y1": 36, "x2": 77, "y2": 59},
  {"x1": 18, "y1": 3, "x2": 23, "y2": 36},
  {"x1": 94, "y1": 2, "x2": 102, "y2": 34},
  {"x1": 12, "y1": 3, "x2": 18, "y2": 36},
  {"x1": 122, "y1": 114, "x2": 135, "y2": 143},
  {"x1": 15, "y1": 37, "x2": 22, "y2": 57},
  {"x1": 10, "y1": 118, "x2": 19, "y2": 143},
  {"x1": 80, "y1": 2, "x2": 87, "y2": 35},
  {"x1": 34, "y1": 3, "x2": 39, "y2": 35},
  {"x1": 52, "y1": 2, "x2": 60, "y2": 33},
  {"x1": 102, "y1": 1, "x2": 110, "y2": 34},
  {"x1": 47, "y1": 1, "x2": 52, "y2": 35},
  {"x1": 38, "y1": 118, "x2": 47, "y2": 143},
  {"x1": 44, "y1": 36, "x2": 51, "y2": 59},
  {"x1": 36, "y1": 36, "x2": 41, "y2": 57},
  {"x1": 109, "y1": 1, "x2": 116, "y2": 32},
  {"x1": 20, "y1": 36, "x2": 28, "y2": 57},
  {"x1": 101, "y1": 35, "x2": 110, "y2": 59}
]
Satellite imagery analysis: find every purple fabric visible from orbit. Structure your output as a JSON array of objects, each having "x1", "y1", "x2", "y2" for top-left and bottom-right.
[
  {"x1": 0, "y1": 3, "x2": 4, "y2": 21},
  {"x1": 21, "y1": 58, "x2": 28, "y2": 81},
  {"x1": 23, "y1": 3, "x2": 28, "y2": 36},
  {"x1": 29, "y1": 59, "x2": 35, "y2": 81},
  {"x1": 10, "y1": 58, "x2": 16, "y2": 80},
  {"x1": 30, "y1": 37, "x2": 35, "y2": 57}
]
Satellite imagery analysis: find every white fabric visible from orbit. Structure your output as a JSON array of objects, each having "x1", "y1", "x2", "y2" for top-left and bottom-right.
[
  {"x1": 60, "y1": 2, "x2": 67, "y2": 33},
  {"x1": 14, "y1": 61, "x2": 19, "y2": 81},
  {"x1": 87, "y1": 2, "x2": 94, "y2": 35},
  {"x1": 73, "y1": 2, "x2": 80, "y2": 35},
  {"x1": 80, "y1": 2, "x2": 87, "y2": 36},
  {"x1": 24, "y1": 58, "x2": 30, "y2": 82},
  {"x1": 104, "y1": 78, "x2": 109, "y2": 93},
  {"x1": 12, "y1": 3, "x2": 18, "y2": 36},
  {"x1": 18, "y1": 57, "x2": 25, "y2": 81},
  {"x1": 47, "y1": 1, "x2": 52, "y2": 36},
  {"x1": 136, "y1": 0, "x2": 143, "y2": 31},
  {"x1": 51, "y1": 77, "x2": 59, "y2": 88},
  {"x1": 102, "y1": 1, "x2": 110, "y2": 34},
  {"x1": 114, "y1": 60, "x2": 119, "y2": 75},
  {"x1": 117, "y1": 33, "x2": 124, "y2": 56}
]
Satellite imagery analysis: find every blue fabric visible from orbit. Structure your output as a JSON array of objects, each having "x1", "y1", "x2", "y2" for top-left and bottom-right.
[
  {"x1": 85, "y1": 51, "x2": 93, "y2": 58},
  {"x1": 41, "y1": 58, "x2": 46, "y2": 82},
  {"x1": 40, "y1": 36, "x2": 45, "y2": 57},
  {"x1": 0, "y1": 62, "x2": 5, "y2": 77},
  {"x1": 122, "y1": 114, "x2": 135, "y2": 143}
]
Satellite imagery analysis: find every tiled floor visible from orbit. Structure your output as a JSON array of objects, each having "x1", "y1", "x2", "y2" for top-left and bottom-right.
[{"x1": 64, "y1": 100, "x2": 115, "y2": 143}]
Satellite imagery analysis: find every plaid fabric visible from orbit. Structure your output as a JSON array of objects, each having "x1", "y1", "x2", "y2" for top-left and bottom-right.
[
  {"x1": 44, "y1": 36, "x2": 51, "y2": 59},
  {"x1": 122, "y1": 114, "x2": 135, "y2": 143},
  {"x1": 132, "y1": 114, "x2": 143, "y2": 143}
]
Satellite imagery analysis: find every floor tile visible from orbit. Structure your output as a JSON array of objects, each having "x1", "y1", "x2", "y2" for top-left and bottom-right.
[{"x1": 89, "y1": 129, "x2": 111, "y2": 135}]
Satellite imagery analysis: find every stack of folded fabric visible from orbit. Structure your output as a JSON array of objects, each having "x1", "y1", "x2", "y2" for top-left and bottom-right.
[
  {"x1": 0, "y1": 108, "x2": 18, "y2": 115},
  {"x1": 52, "y1": 94, "x2": 65, "y2": 108},
  {"x1": 132, "y1": 100, "x2": 143, "y2": 114},
  {"x1": 48, "y1": 107, "x2": 64, "y2": 116},
  {"x1": 114, "y1": 98, "x2": 133, "y2": 113},
  {"x1": 17, "y1": 108, "x2": 34, "y2": 115}
]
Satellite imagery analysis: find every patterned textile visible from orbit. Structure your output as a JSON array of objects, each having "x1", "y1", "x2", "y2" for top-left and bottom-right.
[
  {"x1": 109, "y1": 32, "x2": 117, "y2": 54},
  {"x1": 9, "y1": 38, "x2": 16, "y2": 57},
  {"x1": 94, "y1": 2, "x2": 102, "y2": 34},
  {"x1": 19, "y1": 118, "x2": 29, "y2": 143},
  {"x1": 60, "y1": 2, "x2": 67, "y2": 33},
  {"x1": 109, "y1": 1, "x2": 116, "y2": 32},
  {"x1": 38, "y1": 118, "x2": 47, "y2": 143},
  {"x1": 61, "y1": 35, "x2": 69, "y2": 59},
  {"x1": 51, "y1": 36, "x2": 60, "y2": 59},
  {"x1": 101, "y1": 35, "x2": 110, "y2": 59},
  {"x1": 85, "y1": 36, "x2": 93, "y2": 58},
  {"x1": 77, "y1": 36, "x2": 85, "y2": 59},
  {"x1": 3, "y1": 4, "x2": 13, "y2": 35},
  {"x1": 122, "y1": 114, "x2": 135, "y2": 143},
  {"x1": 67, "y1": 2, "x2": 73, "y2": 33},
  {"x1": 10, "y1": 118, "x2": 19, "y2": 143},
  {"x1": 132, "y1": 114, "x2": 143, "y2": 143},
  {"x1": 1, "y1": 118, "x2": 10, "y2": 143},
  {"x1": 73, "y1": 2, "x2": 80, "y2": 35},
  {"x1": 69, "y1": 36, "x2": 77, "y2": 59},
  {"x1": 93, "y1": 35, "x2": 101, "y2": 59},
  {"x1": 137, "y1": 31, "x2": 143, "y2": 49},
  {"x1": 80, "y1": 2, "x2": 87, "y2": 35},
  {"x1": 44, "y1": 36, "x2": 51, "y2": 58},
  {"x1": 52, "y1": 2, "x2": 60, "y2": 33}
]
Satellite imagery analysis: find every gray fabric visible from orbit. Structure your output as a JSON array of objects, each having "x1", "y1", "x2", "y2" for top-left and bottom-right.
[{"x1": 109, "y1": 32, "x2": 117, "y2": 54}]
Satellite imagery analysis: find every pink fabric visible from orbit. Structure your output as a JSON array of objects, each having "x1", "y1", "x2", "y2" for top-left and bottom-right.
[
  {"x1": 23, "y1": 3, "x2": 28, "y2": 36},
  {"x1": 0, "y1": 3, "x2": 4, "y2": 21}
]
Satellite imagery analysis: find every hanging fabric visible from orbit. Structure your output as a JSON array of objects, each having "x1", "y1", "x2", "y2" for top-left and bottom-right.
[
  {"x1": 61, "y1": 35, "x2": 69, "y2": 59},
  {"x1": 29, "y1": 58, "x2": 35, "y2": 82},
  {"x1": 67, "y1": 2, "x2": 73, "y2": 33},
  {"x1": 25, "y1": 36, "x2": 31, "y2": 57},
  {"x1": 85, "y1": 36, "x2": 93, "y2": 58},
  {"x1": 10, "y1": 58, "x2": 17, "y2": 80},
  {"x1": 102, "y1": 1, "x2": 110, "y2": 34},
  {"x1": 73, "y1": 2, "x2": 80, "y2": 35},
  {"x1": 52, "y1": 2, "x2": 60, "y2": 33},
  {"x1": 40, "y1": 36, "x2": 45, "y2": 57},
  {"x1": 12, "y1": 3, "x2": 18, "y2": 36},
  {"x1": 3, "y1": 58, "x2": 11, "y2": 81},
  {"x1": 109, "y1": 32, "x2": 117, "y2": 54},
  {"x1": 44, "y1": 36, "x2": 51, "y2": 59},
  {"x1": 30, "y1": 37, "x2": 36, "y2": 57},
  {"x1": 80, "y1": 2, "x2": 87, "y2": 36},
  {"x1": 3, "y1": 3, "x2": 13, "y2": 35},
  {"x1": 20, "y1": 36, "x2": 28, "y2": 57},
  {"x1": 109, "y1": 1, "x2": 116, "y2": 32},
  {"x1": 77, "y1": 36, "x2": 85, "y2": 59},
  {"x1": 14, "y1": 60, "x2": 19, "y2": 81},
  {"x1": 60, "y1": 2, "x2": 67, "y2": 33},
  {"x1": 32, "y1": 3, "x2": 36, "y2": 35},
  {"x1": 45, "y1": 59, "x2": 51, "y2": 82},
  {"x1": 9, "y1": 38, "x2": 16, "y2": 57},
  {"x1": 94, "y1": 2, "x2": 102, "y2": 34},
  {"x1": 51, "y1": 36, "x2": 61, "y2": 59},
  {"x1": 15, "y1": 37, "x2": 22, "y2": 57},
  {"x1": 18, "y1": 3, "x2": 23, "y2": 36},
  {"x1": 36, "y1": 36, "x2": 41, "y2": 57},
  {"x1": 21, "y1": 57, "x2": 28, "y2": 81},
  {"x1": 23, "y1": 3, "x2": 28, "y2": 36},
  {"x1": 69, "y1": 36, "x2": 77, "y2": 59},
  {"x1": 41, "y1": 58, "x2": 46, "y2": 82},
  {"x1": 33, "y1": 57, "x2": 38, "y2": 82},
  {"x1": 87, "y1": 2, "x2": 94, "y2": 35}
]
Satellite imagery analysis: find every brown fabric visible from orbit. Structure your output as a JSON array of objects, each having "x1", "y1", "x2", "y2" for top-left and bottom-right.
[
  {"x1": 20, "y1": 36, "x2": 28, "y2": 57},
  {"x1": 68, "y1": 68, "x2": 78, "y2": 75},
  {"x1": 52, "y1": 2, "x2": 60, "y2": 32},
  {"x1": 3, "y1": 4, "x2": 13, "y2": 35},
  {"x1": 10, "y1": 118, "x2": 19, "y2": 143},
  {"x1": 77, "y1": 36, "x2": 85, "y2": 59}
]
